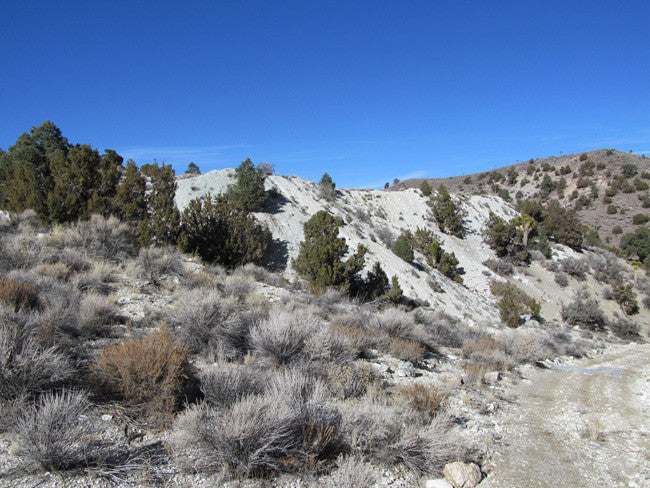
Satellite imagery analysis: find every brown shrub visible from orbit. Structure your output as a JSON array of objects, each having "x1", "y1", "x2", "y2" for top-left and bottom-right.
[
  {"x1": 91, "y1": 326, "x2": 194, "y2": 424},
  {"x1": 397, "y1": 383, "x2": 446, "y2": 416},
  {"x1": 35, "y1": 262, "x2": 72, "y2": 281},
  {"x1": 386, "y1": 337, "x2": 426, "y2": 363},
  {"x1": 463, "y1": 362, "x2": 501, "y2": 386},
  {"x1": 0, "y1": 279, "x2": 40, "y2": 311}
]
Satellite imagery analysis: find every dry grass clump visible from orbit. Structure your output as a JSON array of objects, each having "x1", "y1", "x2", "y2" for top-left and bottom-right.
[
  {"x1": 221, "y1": 273, "x2": 255, "y2": 301},
  {"x1": 560, "y1": 257, "x2": 589, "y2": 280},
  {"x1": 413, "y1": 309, "x2": 465, "y2": 348},
  {"x1": 496, "y1": 328, "x2": 555, "y2": 363},
  {"x1": 370, "y1": 308, "x2": 429, "y2": 344},
  {"x1": 461, "y1": 336, "x2": 508, "y2": 366},
  {"x1": 173, "y1": 290, "x2": 260, "y2": 360},
  {"x1": 336, "y1": 396, "x2": 460, "y2": 475},
  {"x1": 74, "y1": 262, "x2": 116, "y2": 295},
  {"x1": 303, "y1": 327, "x2": 358, "y2": 365},
  {"x1": 463, "y1": 362, "x2": 501, "y2": 385},
  {"x1": 320, "y1": 455, "x2": 381, "y2": 488},
  {"x1": 610, "y1": 315, "x2": 641, "y2": 339},
  {"x1": 232, "y1": 263, "x2": 282, "y2": 286},
  {"x1": 249, "y1": 306, "x2": 318, "y2": 367},
  {"x1": 35, "y1": 261, "x2": 72, "y2": 281},
  {"x1": 562, "y1": 288, "x2": 607, "y2": 330},
  {"x1": 91, "y1": 326, "x2": 194, "y2": 424},
  {"x1": 200, "y1": 362, "x2": 268, "y2": 409},
  {"x1": 325, "y1": 363, "x2": 378, "y2": 399},
  {"x1": 78, "y1": 293, "x2": 123, "y2": 338},
  {"x1": 58, "y1": 214, "x2": 135, "y2": 262},
  {"x1": 387, "y1": 337, "x2": 426, "y2": 363},
  {"x1": 170, "y1": 370, "x2": 340, "y2": 478},
  {"x1": 0, "y1": 278, "x2": 41, "y2": 311},
  {"x1": 0, "y1": 306, "x2": 74, "y2": 414},
  {"x1": 136, "y1": 245, "x2": 185, "y2": 282},
  {"x1": 397, "y1": 383, "x2": 446, "y2": 417},
  {"x1": 16, "y1": 390, "x2": 93, "y2": 471}
]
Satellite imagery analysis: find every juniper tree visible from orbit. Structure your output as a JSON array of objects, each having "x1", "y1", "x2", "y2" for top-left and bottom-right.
[
  {"x1": 293, "y1": 210, "x2": 366, "y2": 293},
  {"x1": 227, "y1": 158, "x2": 267, "y2": 211},
  {"x1": 114, "y1": 160, "x2": 147, "y2": 224},
  {"x1": 180, "y1": 194, "x2": 272, "y2": 267},
  {"x1": 430, "y1": 185, "x2": 466, "y2": 238},
  {"x1": 318, "y1": 173, "x2": 337, "y2": 201},
  {"x1": 140, "y1": 163, "x2": 181, "y2": 246}
]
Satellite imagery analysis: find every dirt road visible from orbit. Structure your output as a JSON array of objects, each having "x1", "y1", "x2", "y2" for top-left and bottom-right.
[{"x1": 480, "y1": 342, "x2": 650, "y2": 488}]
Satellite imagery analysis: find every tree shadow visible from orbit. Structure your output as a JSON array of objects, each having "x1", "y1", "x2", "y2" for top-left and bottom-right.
[
  {"x1": 268, "y1": 238, "x2": 289, "y2": 272},
  {"x1": 264, "y1": 189, "x2": 291, "y2": 214}
]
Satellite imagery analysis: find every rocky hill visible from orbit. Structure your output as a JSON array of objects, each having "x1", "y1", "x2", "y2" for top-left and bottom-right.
[
  {"x1": 395, "y1": 149, "x2": 650, "y2": 246},
  {"x1": 176, "y1": 166, "x2": 650, "y2": 329}
]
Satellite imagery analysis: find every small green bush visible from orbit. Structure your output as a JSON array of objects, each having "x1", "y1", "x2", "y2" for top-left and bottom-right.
[
  {"x1": 607, "y1": 204, "x2": 618, "y2": 215},
  {"x1": 392, "y1": 232, "x2": 414, "y2": 262},
  {"x1": 420, "y1": 180, "x2": 432, "y2": 196},
  {"x1": 612, "y1": 283, "x2": 639, "y2": 315},
  {"x1": 490, "y1": 281, "x2": 541, "y2": 327},
  {"x1": 632, "y1": 213, "x2": 649, "y2": 225}
]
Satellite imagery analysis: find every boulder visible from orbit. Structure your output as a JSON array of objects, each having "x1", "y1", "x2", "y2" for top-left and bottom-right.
[
  {"x1": 443, "y1": 461, "x2": 482, "y2": 488},
  {"x1": 397, "y1": 361, "x2": 416, "y2": 377},
  {"x1": 425, "y1": 479, "x2": 453, "y2": 488},
  {"x1": 483, "y1": 371, "x2": 500, "y2": 385}
]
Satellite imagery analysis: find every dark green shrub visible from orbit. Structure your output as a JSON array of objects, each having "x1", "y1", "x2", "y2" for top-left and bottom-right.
[
  {"x1": 227, "y1": 158, "x2": 267, "y2": 211},
  {"x1": 622, "y1": 163, "x2": 638, "y2": 178},
  {"x1": 490, "y1": 281, "x2": 541, "y2": 327},
  {"x1": 542, "y1": 201, "x2": 583, "y2": 250},
  {"x1": 612, "y1": 283, "x2": 639, "y2": 315},
  {"x1": 293, "y1": 211, "x2": 366, "y2": 294},
  {"x1": 613, "y1": 225, "x2": 623, "y2": 235},
  {"x1": 180, "y1": 194, "x2": 272, "y2": 268},
  {"x1": 420, "y1": 180, "x2": 432, "y2": 196},
  {"x1": 185, "y1": 162, "x2": 200, "y2": 175},
  {"x1": 483, "y1": 213, "x2": 530, "y2": 263},
  {"x1": 430, "y1": 185, "x2": 466, "y2": 237},
  {"x1": 632, "y1": 213, "x2": 649, "y2": 225},
  {"x1": 634, "y1": 179, "x2": 649, "y2": 191},
  {"x1": 392, "y1": 232, "x2": 414, "y2": 262},
  {"x1": 318, "y1": 173, "x2": 337, "y2": 201}
]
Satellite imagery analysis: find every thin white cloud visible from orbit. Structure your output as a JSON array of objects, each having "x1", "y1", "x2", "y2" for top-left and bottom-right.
[{"x1": 117, "y1": 144, "x2": 249, "y2": 164}]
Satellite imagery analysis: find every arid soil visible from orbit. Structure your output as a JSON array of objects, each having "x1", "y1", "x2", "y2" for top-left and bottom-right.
[{"x1": 480, "y1": 342, "x2": 650, "y2": 488}]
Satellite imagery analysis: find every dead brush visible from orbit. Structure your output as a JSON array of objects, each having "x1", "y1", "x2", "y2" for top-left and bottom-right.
[
  {"x1": 397, "y1": 383, "x2": 446, "y2": 417},
  {"x1": 330, "y1": 323, "x2": 376, "y2": 357},
  {"x1": 91, "y1": 326, "x2": 194, "y2": 425},
  {"x1": 386, "y1": 337, "x2": 426, "y2": 363},
  {"x1": 0, "y1": 278, "x2": 41, "y2": 312},
  {"x1": 35, "y1": 262, "x2": 72, "y2": 281},
  {"x1": 463, "y1": 362, "x2": 501, "y2": 386}
]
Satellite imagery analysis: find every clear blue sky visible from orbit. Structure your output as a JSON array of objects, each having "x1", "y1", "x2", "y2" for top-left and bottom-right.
[{"x1": 1, "y1": 1, "x2": 649, "y2": 188}]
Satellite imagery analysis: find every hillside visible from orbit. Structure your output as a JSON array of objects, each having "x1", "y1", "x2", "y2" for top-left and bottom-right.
[
  {"x1": 395, "y1": 149, "x2": 650, "y2": 246},
  {"x1": 176, "y1": 168, "x2": 650, "y2": 328}
]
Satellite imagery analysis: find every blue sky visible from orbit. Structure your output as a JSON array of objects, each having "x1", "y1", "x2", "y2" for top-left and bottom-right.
[{"x1": 1, "y1": 1, "x2": 649, "y2": 188}]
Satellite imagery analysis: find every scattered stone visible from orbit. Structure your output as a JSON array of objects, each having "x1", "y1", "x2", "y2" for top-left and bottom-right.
[
  {"x1": 378, "y1": 362, "x2": 391, "y2": 373},
  {"x1": 426, "y1": 479, "x2": 454, "y2": 488},
  {"x1": 443, "y1": 461, "x2": 482, "y2": 488},
  {"x1": 397, "y1": 361, "x2": 416, "y2": 377},
  {"x1": 483, "y1": 371, "x2": 500, "y2": 385}
]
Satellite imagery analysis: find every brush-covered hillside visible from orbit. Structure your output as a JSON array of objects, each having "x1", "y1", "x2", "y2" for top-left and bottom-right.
[
  {"x1": 396, "y1": 149, "x2": 650, "y2": 246},
  {"x1": 176, "y1": 165, "x2": 650, "y2": 330},
  {"x1": 1, "y1": 122, "x2": 648, "y2": 487}
]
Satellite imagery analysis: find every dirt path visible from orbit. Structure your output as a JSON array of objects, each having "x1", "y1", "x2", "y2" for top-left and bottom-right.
[{"x1": 480, "y1": 342, "x2": 650, "y2": 488}]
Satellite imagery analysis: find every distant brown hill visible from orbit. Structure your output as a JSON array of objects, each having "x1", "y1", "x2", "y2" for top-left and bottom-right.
[{"x1": 394, "y1": 149, "x2": 650, "y2": 246}]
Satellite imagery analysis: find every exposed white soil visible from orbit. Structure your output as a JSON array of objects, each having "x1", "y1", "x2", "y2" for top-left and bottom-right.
[{"x1": 478, "y1": 342, "x2": 650, "y2": 488}]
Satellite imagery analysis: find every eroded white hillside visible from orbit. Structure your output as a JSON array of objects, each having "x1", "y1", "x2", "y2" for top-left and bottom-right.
[{"x1": 175, "y1": 170, "x2": 644, "y2": 326}]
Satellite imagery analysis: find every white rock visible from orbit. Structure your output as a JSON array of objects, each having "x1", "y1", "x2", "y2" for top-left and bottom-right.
[
  {"x1": 426, "y1": 479, "x2": 454, "y2": 488},
  {"x1": 443, "y1": 461, "x2": 482, "y2": 488},
  {"x1": 483, "y1": 371, "x2": 500, "y2": 385},
  {"x1": 101, "y1": 414, "x2": 113, "y2": 422}
]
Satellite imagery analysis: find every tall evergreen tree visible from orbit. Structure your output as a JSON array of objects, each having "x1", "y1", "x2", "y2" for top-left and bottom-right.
[
  {"x1": 114, "y1": 160, "x2": 147, "y2": 224},
  {"x1": 87, "y1": 149, "x2": 124, "y2": 216},
  {"x1": 293, "y1": 210, "x2": 366, "y2": 293},
  {"x1": 227, "y1": 158, "x2": 267, "y2": 211},
  {"x1": 141, "y1": 163, "x2": 180, "y2": 246}
]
